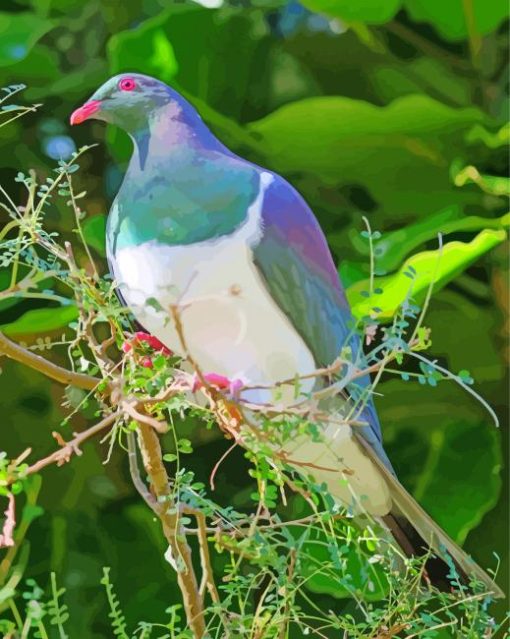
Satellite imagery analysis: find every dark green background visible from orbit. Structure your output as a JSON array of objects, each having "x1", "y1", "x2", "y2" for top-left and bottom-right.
[{"x1": 0, "y1": 0, "x2": 508, "y2": 635}]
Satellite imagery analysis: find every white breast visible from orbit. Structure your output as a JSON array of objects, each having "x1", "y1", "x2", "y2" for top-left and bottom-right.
[{"x1": 112, "y1": 233, "x2": 316, "y2": 404}]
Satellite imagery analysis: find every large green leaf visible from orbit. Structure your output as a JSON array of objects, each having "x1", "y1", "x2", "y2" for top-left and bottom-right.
[
  {"x1": 370, "y1": 57, "x2": 472, "y2": 106},
  {"x1": 378, "y1": 377, "x2": 502, "y2": 544},
  {"x1": 347, "y1": 228, "x2": 507, "y2": 320},
  {"x1": 0, "y1": 45, "x2": 60, "y2": 94},
  {"x1": 300, "y1": 0, "x2": 402, "y2": 24},
  {"x1": 104, "y1": 6, "x2": 273, "y2": 163},
  {"x1": 0, "y1": 305, "x2": 78, "y2": 337},
  {"x1": 339, "y1": 210, "x2": 510, "y2": 278},
  {"x1": 250, "y1": 95, "x2": 487, "y2": 220},
  {"x1": 403, "y1": 0, "x2": 509, "y2": 41},
  {"x1": 0, "y1": 12, "x2": 53, "y2": 67}
]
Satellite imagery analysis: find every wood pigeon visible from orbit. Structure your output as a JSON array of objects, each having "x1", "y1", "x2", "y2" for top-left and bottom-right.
[{"x1": 71, "y1": 73, "x2": 502, "y2": 597}]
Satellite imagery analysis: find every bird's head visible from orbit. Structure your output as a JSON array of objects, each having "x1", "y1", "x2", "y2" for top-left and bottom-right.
[{"x1": 70, "y1": 73, "x2": 188, "y2": 134}]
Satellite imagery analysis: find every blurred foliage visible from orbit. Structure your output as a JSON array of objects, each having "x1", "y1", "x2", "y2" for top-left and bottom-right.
[{"x1": 0, "y1": 0, "x2": 508, "y2": 636}]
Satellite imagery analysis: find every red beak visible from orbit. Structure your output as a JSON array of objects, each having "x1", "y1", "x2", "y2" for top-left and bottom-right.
[{"x1": 70, "y1": 100, "x2": 101, "y2": 125}]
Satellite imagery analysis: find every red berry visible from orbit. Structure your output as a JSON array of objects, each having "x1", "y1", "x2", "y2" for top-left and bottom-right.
[{"x1": 133, "y1": 332, "x2": 173, "y2": 355}]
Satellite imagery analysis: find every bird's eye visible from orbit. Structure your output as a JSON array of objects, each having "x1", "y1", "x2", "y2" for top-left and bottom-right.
[{"x1": 119, "y1": 77, "x2": 136, "y2": 92}]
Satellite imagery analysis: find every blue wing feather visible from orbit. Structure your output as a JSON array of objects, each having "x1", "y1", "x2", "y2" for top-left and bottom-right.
[{"x1": 251, "y1": 173, "x2": 393, "y2": 469}]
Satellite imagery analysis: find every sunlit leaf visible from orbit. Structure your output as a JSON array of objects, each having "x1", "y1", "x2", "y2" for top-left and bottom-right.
[
  {"x1": 453, "y1": 165, "x2": 510, "y2": 197},
  {"x1": 403, "y1": 0, "x2": 509, "y2": 41},
  {"x1": 465, "y1": 123, "x2": 510, "y2": 149},
  {"x1": 347, "y1": 228, "x2": 507, "y2": 320},
  {"x1": 343, "y1": 210, "x2": 509, "y2": 276}
]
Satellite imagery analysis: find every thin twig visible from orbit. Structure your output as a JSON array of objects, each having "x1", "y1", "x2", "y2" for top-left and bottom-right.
[
  {"x1": 23, "y1": 412, "x2": 119, "y2": 478},
  {"x1": 195, "y1": 511, "x2": 221, "y2": 606}
]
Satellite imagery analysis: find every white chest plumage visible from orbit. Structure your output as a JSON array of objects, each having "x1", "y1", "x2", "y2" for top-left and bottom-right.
[{"x1": 113, "y1": 235, "x2": 316, "y2": 402}]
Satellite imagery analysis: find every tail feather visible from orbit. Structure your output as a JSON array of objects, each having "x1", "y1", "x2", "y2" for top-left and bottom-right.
[
  {"x1": 354, "y1": 432, "x2": 505, "y2": 599},
  {"x1": 381, "y1": 512, "x2": 467, "y2": 593}
]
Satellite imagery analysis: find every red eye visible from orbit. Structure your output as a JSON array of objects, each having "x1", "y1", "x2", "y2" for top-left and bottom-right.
[{"x1": 119, "y1": 77, "x2": 136, "y2": 91}]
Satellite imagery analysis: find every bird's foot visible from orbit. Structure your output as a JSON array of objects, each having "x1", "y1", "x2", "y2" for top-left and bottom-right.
[
  {"x1": 122, "y1": 331, "x2": 173, "y2": 368},
  {"x1": 192, "y1": 372, "x2": 244, "y2": 399}
]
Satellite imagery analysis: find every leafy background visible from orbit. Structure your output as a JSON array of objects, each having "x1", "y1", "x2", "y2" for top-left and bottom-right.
[{"x1": 0, "y1": 0, "x2": 508, "y2": 635}]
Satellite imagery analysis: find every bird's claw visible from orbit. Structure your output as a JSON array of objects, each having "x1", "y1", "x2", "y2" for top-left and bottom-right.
[{"x1": 192, "y1": 372, "x2": 244, "y2": 399}]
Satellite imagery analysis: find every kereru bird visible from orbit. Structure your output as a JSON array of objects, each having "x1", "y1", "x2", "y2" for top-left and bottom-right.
[{"x1": 71, "y1": 73, "x2": 502, "y2": 597}]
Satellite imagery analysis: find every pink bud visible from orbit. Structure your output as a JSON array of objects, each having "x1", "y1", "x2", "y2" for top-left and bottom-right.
[
  {"x1": 121, "y1": 341, "x2": 133, "y2": 353},
  {"x1": 141, "y1": 357, "x2": 154, "y2": 368}
]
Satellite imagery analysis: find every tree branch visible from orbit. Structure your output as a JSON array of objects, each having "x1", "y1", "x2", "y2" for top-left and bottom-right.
[
  {"x1": 0, "y1": 331, "x2": 100, "y2": 391},
  {"x1": 135, "y1": 421, "x2": 206, "y2": 638}
]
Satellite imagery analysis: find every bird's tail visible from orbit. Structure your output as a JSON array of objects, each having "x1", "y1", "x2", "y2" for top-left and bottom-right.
[
  {"x1": 354, "y1": 433, "x2": 505, "y2": 598},
  {"x1": 275, "y1": 417, "x2": 504, "y2": 597}
]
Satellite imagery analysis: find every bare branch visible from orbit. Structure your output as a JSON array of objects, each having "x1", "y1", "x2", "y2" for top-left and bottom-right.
[
  {"x1": 0, "y1": 331, "x2": 101, "y2": 391},
  {"x1": 135, "y1": 422, "x2": 206, "y2": 638}
]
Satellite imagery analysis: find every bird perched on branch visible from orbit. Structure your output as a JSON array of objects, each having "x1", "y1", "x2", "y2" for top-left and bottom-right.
[{"x1": 71, "y1": 73, "x2": 502, "y2": 597}]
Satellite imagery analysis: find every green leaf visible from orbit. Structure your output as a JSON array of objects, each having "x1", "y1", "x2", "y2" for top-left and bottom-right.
[
  {"x1": 177, "y1": 438, "x2": 193, "y2": 454},
  {"x1": 403, "y1": 0, "x2": 509, "y2": 41},
  {"x1": 345, "y1": 210, "x2": 509, "y2": 274},
  {"x1": 465, "y1": 123, "x2": 510, "y2": 149},
  {"x1": 0, "y1": 305, "x2": 78, "y2": 337},
  {"x1": 108, "y1": 18, "x2": 179, "y2": 84},
  {"x1": 453, "y1": 165, "x2": 510, "y2": 197},
  {"x1": 250, "y1": 95, "x2": 486, "y2": 220},
  {"x1": 378, "y1": 377, "x2": 502, "y2": 543},
  {"x1": 370, "y1": 57, "x2": 471, "y2": 106},
  {"x1": 347, "y1": 228, "x2": 506, "y2": 320},
  {"x1": 291, "y1": 522, "x2": 389, "y2": 600},
  {"x1": 0, "y1": 12, "x2": 53, "y2": 67},
  {"x1": 300, "y1": 0, "x2": 402, "y2": 24},
  {"x1": 82, "y1": 215, "x2": 107, "y2": 257}
]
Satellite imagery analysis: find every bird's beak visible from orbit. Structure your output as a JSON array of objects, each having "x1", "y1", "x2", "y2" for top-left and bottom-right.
[{"x1": 70, "y1": 100, "x2": 101, "y2": 125}]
